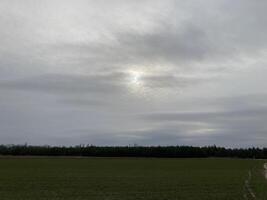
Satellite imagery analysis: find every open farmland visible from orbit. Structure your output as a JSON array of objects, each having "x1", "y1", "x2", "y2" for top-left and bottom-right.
[{"x1": 0, "y1": 157, "x2": 266, "y2": 200}]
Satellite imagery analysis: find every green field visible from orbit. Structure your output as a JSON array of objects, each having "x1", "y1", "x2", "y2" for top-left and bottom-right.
[{"x1": 0, "y1": 157, "x2": 266, "y2": 200}]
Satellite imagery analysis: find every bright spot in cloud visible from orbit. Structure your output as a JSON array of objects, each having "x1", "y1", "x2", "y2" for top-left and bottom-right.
[
  {"x1": 126, "y1": 70, "x2": 150, "y2": 97},
  {"x1": 128, "y1": 70, "x2": 144, "y2": 85}
]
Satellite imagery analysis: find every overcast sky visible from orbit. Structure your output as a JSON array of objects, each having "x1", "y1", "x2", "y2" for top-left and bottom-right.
[{"x1": 0, "y1": 0, "x2": 267, "y2": 147}]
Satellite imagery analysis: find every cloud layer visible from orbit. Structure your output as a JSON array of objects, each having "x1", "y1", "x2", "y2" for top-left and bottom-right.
[{"x1": 0, "y1": 0, "x2": 267, "y2": 147}]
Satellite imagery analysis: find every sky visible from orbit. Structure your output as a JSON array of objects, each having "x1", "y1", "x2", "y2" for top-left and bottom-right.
[{"x1": 0, "y1": 0, "x2": 267, "y2": 147}]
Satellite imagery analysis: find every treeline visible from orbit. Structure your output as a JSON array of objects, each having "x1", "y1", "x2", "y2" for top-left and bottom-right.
[{"x1": 0, "y1": 145, "x2": 267, "y2": 158}]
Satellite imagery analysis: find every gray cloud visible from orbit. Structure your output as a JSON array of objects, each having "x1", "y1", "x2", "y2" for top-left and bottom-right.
[
  {"x1": 138, "y1": 103, "x2": 267, "y2": 147},
  {"x1": 141, "y1": 107, "x2": 267, "y2": 123},
  {"x1": 0, "y1": 73, "x2": 126, "y2": 94},
  {"x1": 0, "y1": 71, "x2": 211, "y2": 97}
]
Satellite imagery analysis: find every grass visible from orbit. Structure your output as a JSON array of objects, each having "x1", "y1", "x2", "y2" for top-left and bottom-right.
[{"x1": 0, "y1": 157, "x2": 266, "y2": 200}]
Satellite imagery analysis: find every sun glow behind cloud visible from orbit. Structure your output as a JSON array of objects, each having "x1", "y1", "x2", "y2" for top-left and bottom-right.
[
  {"x1": 125, "y1": 70, "x2": 148, "y2": 97},
  {"x1": 128, "y1": 70, "x2": 143, "y2": 85}
]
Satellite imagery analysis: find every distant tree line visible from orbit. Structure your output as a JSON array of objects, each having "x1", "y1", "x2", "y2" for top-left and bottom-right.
[{"x1": 0, "y1": 145, "x2": 267, "y2": 158}]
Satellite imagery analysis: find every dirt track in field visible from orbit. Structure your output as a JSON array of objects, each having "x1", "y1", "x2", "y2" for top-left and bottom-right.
[{"x1": 264, "y1": 163, "x2": 267, "y2": 180}]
